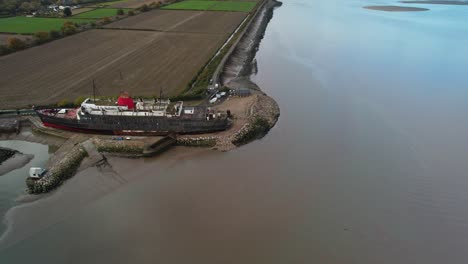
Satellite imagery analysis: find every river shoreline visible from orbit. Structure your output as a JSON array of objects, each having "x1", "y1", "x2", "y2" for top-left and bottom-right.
[
  {"x1": 0, "y1": 147, "x2": 33, "y2": 177},
  {"x1": 0, "y1": 0, "x2": 281, "y2": 248}
]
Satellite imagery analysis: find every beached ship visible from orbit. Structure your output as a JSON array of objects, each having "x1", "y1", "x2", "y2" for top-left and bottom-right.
[{"x1": 35, "y1": 93, "x2": 229, "y2": 135}]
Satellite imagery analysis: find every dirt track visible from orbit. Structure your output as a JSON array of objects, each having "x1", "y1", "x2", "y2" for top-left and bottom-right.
[{"x1": 0, "y1": 29, "x2": 225, "y2": 108}]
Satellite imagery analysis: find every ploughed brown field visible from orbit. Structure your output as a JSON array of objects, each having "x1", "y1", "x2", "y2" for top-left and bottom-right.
[
  {"x1": 105, "y1": 10, "x2": 247, "y2": 34},
  {"x1": 0, "y1": 10, "x2": 247, "y2": 109},
  {"x1": 0, "y1": 30, "x2": 225, "y2": 108}
]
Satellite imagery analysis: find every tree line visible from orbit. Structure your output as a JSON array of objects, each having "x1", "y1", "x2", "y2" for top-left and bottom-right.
[{"x1": 0, "y1": 0, "x2": 109, "y2": 16}]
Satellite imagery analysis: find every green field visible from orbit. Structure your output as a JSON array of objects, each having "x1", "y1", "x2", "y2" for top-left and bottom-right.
[
  {"x1": 0, "y1": 17, "x2": 94, "y2": 34},
  {"x1": 162, "y1": 1, "x2": 217, "y2": 10},
  {"x1": 73, "y1": 8, "x2": 131, "y2": 18},
  {"x1": 162, "y1": 1, "x2": 256, "y2": 12},
  {"x1": 90, "y1": 0, "x2": 130, "y2": 7},
  {"x1": 209, "y1": 2, "x2": 256, "y2": 12}
]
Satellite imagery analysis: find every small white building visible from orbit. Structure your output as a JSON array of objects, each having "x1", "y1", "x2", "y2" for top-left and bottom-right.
[
  {"x1": 29, "y1": 167, "x2": 46, "y2": 179},
  {"x1": 183, "y1": 107, "x2": 195, "y2": 115}
]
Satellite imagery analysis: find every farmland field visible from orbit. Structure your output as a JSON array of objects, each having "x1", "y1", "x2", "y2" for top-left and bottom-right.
[
  {"x1": 73, "y1": 8, "x2": 131, "y2": 19},
  {"x1": 162, "y1": 1, "x2": 256, "y2": 12},
  {"x1": 209, "y1": 2, "x2": 257, "y2": 12},
  {"x1": 71, "y1": 7, "x2": 96, "y2": 15},
  {"x1": 89, "y1": 0, "x2": 131, "y2": 7},
  {"x1": 0, "y1": 17, "x2": 93, "y2": 34},
  {"x1": 0, "y1": 0, "x2": 254, "y2": 108},
  {"x1": 109, "y1": 0, "x2": 166, "y2": 8},
  {"x1": 162, "y1": 1, "x2": 216, "y2": 11},
  {"x1": 0, "y1": 29, "x2": 225, "y2": 108},
  {"x1": 105, "y1": 9, "x2": 246, "y2": 34}
]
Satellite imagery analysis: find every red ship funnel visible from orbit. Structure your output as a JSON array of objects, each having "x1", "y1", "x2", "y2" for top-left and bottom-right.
[{"x1": 117, "y1": 92, "x2": 134, "y2": 109}]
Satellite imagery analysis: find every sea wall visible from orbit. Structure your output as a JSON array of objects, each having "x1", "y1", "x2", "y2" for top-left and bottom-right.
[
  {"x1": 0, "y1": 119, "x2": 20, "y2": 134},
  {"x1": 26, "y1": 144, "x2": 88, "y2": 194},
  {"x1": 177, "y1": 89, "x2": 280, "y2": 151},
  {"x1": 176, "y1": 137, "x2": 218, "y2": 147},
  {"x1": 232, "y1": 91, "x2": 280, "y2": 146},
  {"x1": 210, "y1": 0, "x2": 269, "y2": 86},
  {"x1": 221, "y1": 0, "x2": 283, "y2": 85},
  {"x1": 177, "y1": 0, "x2": 282, "y2": 151},
  {"x1": 93, "y1": 138, "x2": 144, "y2": 156}
]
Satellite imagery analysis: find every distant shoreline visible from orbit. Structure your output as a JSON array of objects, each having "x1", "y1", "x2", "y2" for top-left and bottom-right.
[
  {"x1": 363, "y1": 5, "x2": 430, "y2": 12},
  {"x1": 400, "y1": 0, "x2": 468, "y2": 5}
]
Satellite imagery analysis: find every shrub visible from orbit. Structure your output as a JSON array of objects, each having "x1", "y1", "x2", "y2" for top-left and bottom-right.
[
  {"x1": 116, "y1": 8, "x2": 124, "y2": 16},
  {"x1": 149, "y1": 2, "x2": 160, "y2": 9},
  {"x1": 128, "y1": 10, "x2": 135, "y2": 16},
  {"x1": 49, "y1": 29, "x2": 61, "y2": 39},
  {"x1": 57, "y1": 99, "x2": 69, "y2": 107},
  {"x1": 102, "y1": 17, "x2": 111, "y2": 24},
  {"x1": 63, "y1": 7, "x2": 72, "y2": 17},
  {"x1": 7, "y1": 37, "x2": 26, "y2": 51},
  {"x1": 138, "y1": 4, "x2": 149, "y2": 12},
  {"x1": 33, "y1": 31, "x2": 49, "y2": 44},
  {"x1": 61, "y1": 21, "x2": 77, "y2": 35},
  {"x1": 0, "y1": 44, "x2": 9, "y2": 55},
  {"x1": 74, "y1": 96, "x2": 86, "y2": 106}
]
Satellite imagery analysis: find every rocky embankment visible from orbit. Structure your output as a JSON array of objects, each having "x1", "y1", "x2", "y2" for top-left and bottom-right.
[
  {"x1": 24, "y1": 135, "x2": 177, "y2": 194},
  {"x1": 180, "y1": 0, "x2": 282, "y2": 151},
  {"x1": 222, "y1": 0, "x2": 283, "y2": 84},
  {"x1": 0, "y1": 119, "x2": 20, "y2": 134},
  {"x1": 177, "y1": 80, "x2": 279, "y2": 151},
  {"x1": 93, "y1": 138, "x2": 145, "y2": 157},
  {"x1": 26, "y1": 142, "x2": 88, "y2": 194}
]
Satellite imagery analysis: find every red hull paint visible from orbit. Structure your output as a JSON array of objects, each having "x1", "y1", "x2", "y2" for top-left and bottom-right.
[
  {"x1": 42, "y1": 122, "x2": 112, "y2": 134},
  {"x1": 43, "y1": 122, "x2": 82, "y2": 132},
  {"x1": 42, "y1": 122, "x2": 169, "y2": 136}
]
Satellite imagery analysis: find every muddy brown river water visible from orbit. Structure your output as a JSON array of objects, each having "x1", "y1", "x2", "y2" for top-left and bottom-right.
[{"x1": 2, "y1": 0, "x2": 468, "y2": 263}]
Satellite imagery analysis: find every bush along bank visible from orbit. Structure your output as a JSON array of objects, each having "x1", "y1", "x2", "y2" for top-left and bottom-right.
[
  {"x1": 93, "y1": 138, "x2": 144, "y2": 155},
  {"x1": 232, "y1": 116, "x2": 270, "y2": 146},
  {"x1": 26, "y1": 145, "x2": 88, "y2": 194},
  {"x1": 176, "y1": 137, "x2": 217, "y2": 147}
]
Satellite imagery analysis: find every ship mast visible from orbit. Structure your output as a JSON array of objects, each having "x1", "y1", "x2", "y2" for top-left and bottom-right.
[
  {"x1": 159, "y1": 87, "x2": 163, "y2": 110},
  {"x1": 92, "y1": 79, "x2": 96, "y2": 103}
]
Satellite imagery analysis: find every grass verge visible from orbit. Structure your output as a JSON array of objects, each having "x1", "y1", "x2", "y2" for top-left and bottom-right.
[
  {"x1": 0, "y1": 17, "x2": 93, "y2": 34},
  {"x1": 162, "y1": 1, "x2": 256, "y2": 12}
]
